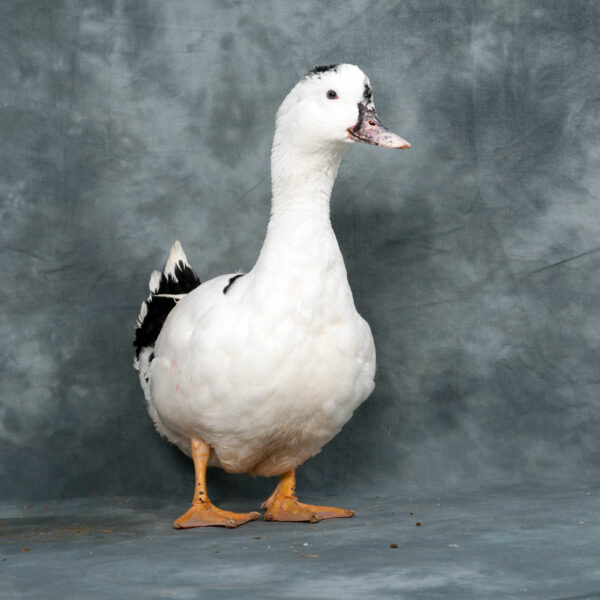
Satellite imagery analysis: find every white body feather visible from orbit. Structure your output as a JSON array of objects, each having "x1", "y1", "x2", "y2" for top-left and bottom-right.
[{"x1": 139, "y1": 65, "x2": 380, "y2": 477}]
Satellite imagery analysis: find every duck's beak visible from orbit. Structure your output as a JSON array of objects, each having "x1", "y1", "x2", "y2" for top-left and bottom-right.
[{"x1": 347, "y1": 103, "x2": 411, "y2": 149}]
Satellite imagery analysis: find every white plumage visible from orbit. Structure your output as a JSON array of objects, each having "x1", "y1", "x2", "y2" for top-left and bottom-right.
[{"x1": 133, "y1": 64, "x2": 409, "y2": 526}]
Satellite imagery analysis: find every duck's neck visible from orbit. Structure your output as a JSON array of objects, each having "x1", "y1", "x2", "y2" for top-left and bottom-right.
[
  {"x1": 250, "y1": 139, "x2": 350, "y2": 303},
  {"x1": 269, "y1": 140, "x2": 344, "y2": 221}
]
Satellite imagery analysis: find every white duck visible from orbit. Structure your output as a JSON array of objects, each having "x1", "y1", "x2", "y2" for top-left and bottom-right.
[{"x1": 134, "y1": 64, "x2": 410, "y2": 528}]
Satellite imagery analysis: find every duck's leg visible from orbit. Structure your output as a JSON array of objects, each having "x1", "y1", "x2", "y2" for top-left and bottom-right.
[
  {"x1": 263, "y1": 469, "x2": 354, "y2": 522},
  {"x1": 173, "y1": 438, "x2": 260, "y2": 529},
  {"x1": 260, "y1": 479, "x2": 282, "y2": 510}
]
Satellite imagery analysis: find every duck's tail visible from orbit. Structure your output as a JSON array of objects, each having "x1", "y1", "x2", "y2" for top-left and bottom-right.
[{"x1": 133, "y1": 241, "x2": 201, "y2": 394}]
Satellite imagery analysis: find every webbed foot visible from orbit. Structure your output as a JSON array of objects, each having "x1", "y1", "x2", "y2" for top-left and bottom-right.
[
  {"x1": 264, "y1": 496, "x2": 354, "y2": 522},
  {"x1": 173, "y1": 502, "x2": 260, "y2": 529}
]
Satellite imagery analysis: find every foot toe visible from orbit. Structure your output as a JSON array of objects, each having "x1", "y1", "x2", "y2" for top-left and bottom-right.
[{"x1": 312, "y1": 506, "x2": 355, "y2": 520}]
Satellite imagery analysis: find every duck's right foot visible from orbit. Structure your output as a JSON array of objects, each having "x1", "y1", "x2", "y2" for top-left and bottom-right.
[{"x1": 173, "y1": 502, "x2": 260, "y2": 529}]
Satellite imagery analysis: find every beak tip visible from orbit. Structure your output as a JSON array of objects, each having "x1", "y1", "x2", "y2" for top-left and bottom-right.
[{"x1": 382, "y1": 134, "x2": 410, "y2": 149}]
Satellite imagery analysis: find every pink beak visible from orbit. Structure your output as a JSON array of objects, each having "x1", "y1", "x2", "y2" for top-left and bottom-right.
[{"x1": 347, "y1": 103, "x2": 411, "y2": 149}]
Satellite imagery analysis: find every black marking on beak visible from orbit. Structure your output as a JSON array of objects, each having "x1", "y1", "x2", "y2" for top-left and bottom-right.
[
  {"x1": 363, "y1": 83, "x2": 373, "y2": 108},
  {"x1": 347, "y1": 103, "x2": 411, "y2": 149}
]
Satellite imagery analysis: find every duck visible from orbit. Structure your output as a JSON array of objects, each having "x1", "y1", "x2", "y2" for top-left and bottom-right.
[{"x1": 133, "y1": 64, "x2": 410, "y2": 528}]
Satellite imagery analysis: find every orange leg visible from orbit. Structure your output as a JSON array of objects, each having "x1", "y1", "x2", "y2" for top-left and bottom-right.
[
  {"x1": 260, "y1": 479, "x2": 282, "y2": 510},
  {"x1": 173, "y1": 438, "x2": 260, "y2": 529},
  {"x1": 263, "y1": 469, "x2": 355, "y2": 523}
]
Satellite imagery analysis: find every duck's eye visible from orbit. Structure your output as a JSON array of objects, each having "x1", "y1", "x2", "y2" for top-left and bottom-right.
[{"x1": 326, "y1": 90, "x2": 338, "y2": 100}]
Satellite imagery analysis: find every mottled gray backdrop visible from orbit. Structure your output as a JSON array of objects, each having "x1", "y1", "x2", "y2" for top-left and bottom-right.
[{"x1": 1, "y1": 0, "x2": 599, "y2": 502}]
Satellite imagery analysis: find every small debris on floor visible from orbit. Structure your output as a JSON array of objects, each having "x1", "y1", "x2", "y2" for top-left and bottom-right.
[
  {"x1": 22, "y1": 548, "x2": 30, "y2": 552},
  {"x1": 253, "y1": 536, "x2": 261, "y2": 539},
  {"x1": 298, "y1": 554, "x2": 319, "y2": 559},
  {"x1": 416, "y1": 522, "x2": 422, "y2": 527},
  {"x1": 390, "y1": 543, "x2": 398, "y2": 549}
]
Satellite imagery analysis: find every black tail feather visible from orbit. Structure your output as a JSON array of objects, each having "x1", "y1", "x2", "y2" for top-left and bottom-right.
[{"x1": 133, "y1": 251, "x2": 201, "y2": 359}]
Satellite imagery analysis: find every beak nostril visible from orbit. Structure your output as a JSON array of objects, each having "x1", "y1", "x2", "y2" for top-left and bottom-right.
[{"x1": 351, "y1": 103, "x2": 408, "y2": 148}]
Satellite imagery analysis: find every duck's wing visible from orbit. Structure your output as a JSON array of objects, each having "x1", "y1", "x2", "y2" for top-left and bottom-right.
[{"x1": 133, "y1": 241, "x2": 200, "y2": 396}]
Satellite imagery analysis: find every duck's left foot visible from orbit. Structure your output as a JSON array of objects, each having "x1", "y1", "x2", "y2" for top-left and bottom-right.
[{"x1": 264, "y1": 496, "x2": 354, "y2": 523}]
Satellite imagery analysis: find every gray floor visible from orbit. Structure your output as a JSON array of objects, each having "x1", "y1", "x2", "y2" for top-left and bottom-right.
[{"x1": 2, "y1": 486, "x2": 599, "y2": 600}]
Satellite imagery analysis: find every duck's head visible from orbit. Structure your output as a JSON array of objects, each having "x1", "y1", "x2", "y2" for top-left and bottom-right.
[{"x1": 274, "y1": 64, "x2": 410, "y2": 153}]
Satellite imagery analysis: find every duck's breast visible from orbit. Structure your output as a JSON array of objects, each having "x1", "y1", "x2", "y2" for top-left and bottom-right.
[{"x1": 149, "y1": 269, "x2": 375, "y2": 474}]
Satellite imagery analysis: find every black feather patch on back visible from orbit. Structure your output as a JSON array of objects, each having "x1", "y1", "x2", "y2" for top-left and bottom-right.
[{"x1": 133, "y1": 260, "x2": 200, "y2": 359}]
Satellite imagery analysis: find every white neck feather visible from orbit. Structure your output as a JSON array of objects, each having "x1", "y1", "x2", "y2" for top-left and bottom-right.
[
  {"x1": 248, "y1": 133, "x2": 354, "y2": 319},
  {"x1": 254, "y1": 132, "x2": 345, "y2": 266}
]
